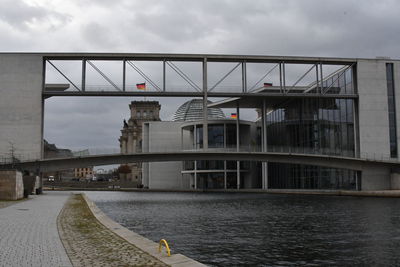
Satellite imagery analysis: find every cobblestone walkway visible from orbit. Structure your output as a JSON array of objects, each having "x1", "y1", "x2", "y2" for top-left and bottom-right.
[
  {"x1": 0, "y1": 199, "x2": 25, "y2": 209},
  {"x1": 0, "y1": 192, "x2": 72, "y2": 267},
  {"x1": 58, "y1": 194, "x2": 168, "y2": 267}
]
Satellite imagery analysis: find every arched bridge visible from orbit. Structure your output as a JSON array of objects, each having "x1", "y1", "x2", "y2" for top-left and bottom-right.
[{"x1": 1, "y1": 151, "x2": 400, "y2": 173}]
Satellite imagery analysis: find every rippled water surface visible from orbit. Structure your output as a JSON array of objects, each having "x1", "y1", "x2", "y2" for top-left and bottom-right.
[{"x1": 86, "y1": 191, "x2": 400, "y2": 266}]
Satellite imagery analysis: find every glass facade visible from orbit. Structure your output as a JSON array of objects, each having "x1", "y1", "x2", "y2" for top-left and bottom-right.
[
  {"x1": 266, "y1": 67, "x2": 357, "y2": 190},
  {"x1": 266, "y1": 98, "x2": 355, "y2": 157},
  {"x1": 268, "y1": 163, "x2": 357, "y2": 190},
  {"x1": 196, "y1": 124, "x2": 227, "y2": 148},
  {"x1": 208, "y1": 125, "x2": 224, "y2": 148},
  {"x1": 197, "y1": 173, "x2": 225, "y2": 189},
  {"x1": 386, "y1": 63, "x2": 397, "y2": 158},
  {"x1": 184, "y1": 122, "x2": 253, "y2": 189}
]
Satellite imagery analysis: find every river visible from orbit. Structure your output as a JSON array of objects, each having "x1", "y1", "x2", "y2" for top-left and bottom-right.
[{"x1": 86, "y1": 191, "x2": 400, "y2": 266}]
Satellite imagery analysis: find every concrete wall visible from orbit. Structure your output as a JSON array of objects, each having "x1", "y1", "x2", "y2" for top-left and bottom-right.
[
  {"x1": 0, "y1": 54, "x2": 43, "y2": 162},
  {"x1": 357, "y1": 60, "x2": 400, "y2": 190},
  {"x1": 0, "y1": 170, "x2": 24, "y2": 200},
  {"x1": 142, "y1": 122, "x2": 183, "y2": 189},
  {"x1": 390, "y1": 172, "x2": 400, "y2": 190},
  {"x1": 361, "y1": 165, "x2": 391, "y2": 190},
  {"x1": 357, "y1": 60, "x2": 390, "y2": 159}
]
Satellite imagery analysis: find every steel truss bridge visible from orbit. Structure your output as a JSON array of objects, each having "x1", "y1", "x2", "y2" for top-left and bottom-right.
[{"x1": 42, "y1": 52, "x2": 358, "y2": 153}]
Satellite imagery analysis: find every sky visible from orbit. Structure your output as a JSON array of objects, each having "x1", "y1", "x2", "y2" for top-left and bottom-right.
[{"x1": 1, "y1": 0, "x2": 400, "y2": 152}]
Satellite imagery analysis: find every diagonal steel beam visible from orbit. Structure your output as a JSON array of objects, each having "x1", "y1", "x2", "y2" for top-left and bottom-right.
[
  {"x1": 209, "y1": 62, "x2": 241, "y2": 92},
  {"x1": 47, "y1": 60, "x2": 81, "y2": 91},
  {"x1": 322, "y1": 64, "x2": 354, "y2": 94},
  {"x1": 87, "y1": 60, "x2": 121, "y2": 91},
  {"x1": 126, "y1": 61, "x2": 162, "y2": 91},
  {"x1": 248, "y1": 64, "x2": 279, "y2": 92},
  {"x1": 286, "y1": 64, "x2": 315, "y2": 93},
  {"x1": 304, "y1": 65, "x2": 349, "y2": 93},
  {"x1": 166, "y1": 61, "x2": 201, "y2": 92}
]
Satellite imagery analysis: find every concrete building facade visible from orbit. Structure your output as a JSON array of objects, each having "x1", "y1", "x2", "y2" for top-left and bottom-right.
[{"x1": 0, "y1": 54, "x2": 43, "y2": 163}]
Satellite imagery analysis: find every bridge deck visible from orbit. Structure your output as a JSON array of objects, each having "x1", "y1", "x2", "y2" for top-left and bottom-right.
[{"x1": 2, "y1": 151, "x2": 399, "y2": 172}]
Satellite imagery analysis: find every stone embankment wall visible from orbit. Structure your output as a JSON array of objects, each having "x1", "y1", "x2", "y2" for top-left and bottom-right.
[{"x1": 0, "y1": 170, "x2": 24, "y2": 200}]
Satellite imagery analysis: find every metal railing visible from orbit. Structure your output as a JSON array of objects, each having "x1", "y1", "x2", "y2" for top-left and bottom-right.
[{"x1": 1, "y1": 146, "x2": 400, "y2": 165}]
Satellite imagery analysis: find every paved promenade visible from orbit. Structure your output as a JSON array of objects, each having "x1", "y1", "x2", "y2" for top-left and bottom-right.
[
  {"x1": 58, "y1": 194, "x2": 168, "y2": 267},
  {"x1": 0, "y1": 192, "x2": 72, "y2": 267}
]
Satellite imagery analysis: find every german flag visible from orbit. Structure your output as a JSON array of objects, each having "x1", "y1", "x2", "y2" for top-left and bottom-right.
[
  {"x1": 136, "y1": 83, "x2": 146, "y2": 90},
  {"x1": 263, "y1": 82, "x2": 273, "y2": 87},
  {"x1": 230, "y1": 113, "x2": 237, "y2": 119}
]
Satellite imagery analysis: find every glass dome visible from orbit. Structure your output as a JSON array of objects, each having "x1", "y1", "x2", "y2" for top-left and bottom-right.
[{"x1": 173, "y1": 99, "x2": 226, "y2": 122}]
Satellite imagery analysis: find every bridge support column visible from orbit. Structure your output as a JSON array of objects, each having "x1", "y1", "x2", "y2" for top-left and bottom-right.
[
  {"x1": 194, "y1": 160, "x2": 197, "y2": 189},
  {"x1": 236, "y1": 102, "x2": 240, "y2": 189},
  {"x1": 224, "y1": 161, "x2": 227, "y2": 189},
  {"x1": 261, "y1": 99, "x2": 268, "y2": 189},
  {"x1": 391, "y1": 170, "x2": 400, "y2": 190},
  {"x1": 361, "y1": 165, "x2": 391, "y2": 190},
  {"x1": 202, "y1": 58, "x2": 208, "y2": 150}
]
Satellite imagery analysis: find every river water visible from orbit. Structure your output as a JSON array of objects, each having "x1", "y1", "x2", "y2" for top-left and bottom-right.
[{"x1": 86, "y1": 191, "x2": 400, "y2": 266}]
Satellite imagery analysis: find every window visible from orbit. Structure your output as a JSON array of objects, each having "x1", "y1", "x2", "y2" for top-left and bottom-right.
[
  {"x1": 208, "y1": 124, "x2": 224, "y2": 148},
  {"x1": 386, "y1": 63, "x2": 397, "y2": 158}
]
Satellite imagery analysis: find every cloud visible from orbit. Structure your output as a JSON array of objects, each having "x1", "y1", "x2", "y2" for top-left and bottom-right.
[
  {"x1": 2, "y1": 0, "x2": 400, "y2": 151},
  {"x1": 0, "y1": 0, "x2": 70, "y2": 31}
]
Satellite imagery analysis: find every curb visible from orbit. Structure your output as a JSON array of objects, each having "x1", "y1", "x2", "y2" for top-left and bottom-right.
[{"x1": 81, "y1": 193, "x2": 206, "y2": 267}]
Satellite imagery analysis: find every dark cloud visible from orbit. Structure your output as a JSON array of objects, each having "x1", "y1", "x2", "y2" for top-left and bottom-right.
[
  {"x1": 81, "y1": 22, "x2": 122, "y2": 50},
  {"x1": 0, "y1": 0, "x2": 70, "y2": 31}
]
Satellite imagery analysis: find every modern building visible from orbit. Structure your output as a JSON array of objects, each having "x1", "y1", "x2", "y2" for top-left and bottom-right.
[
  {"x1": 1, "y1": 53, "x2": 400, "y2": 191},
  {"x1": 142, "y1": 99, "x2": 260, "y2": 189},
  {"x1": 119, "y1": 101, "x2": 161, "y2": 183},
  {"x1": 141, "y1": 61, "x2": 400, "y2": 191}
]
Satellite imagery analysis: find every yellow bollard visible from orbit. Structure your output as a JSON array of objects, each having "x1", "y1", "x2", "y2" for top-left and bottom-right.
[{"x1": 159, "y1": 239, "x2": 171, "y2": 257}]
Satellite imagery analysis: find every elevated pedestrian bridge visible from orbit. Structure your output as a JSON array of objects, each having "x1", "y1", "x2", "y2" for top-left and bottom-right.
[{"x1": 1, "y1": 151, "x2": 399, "y2": 173}]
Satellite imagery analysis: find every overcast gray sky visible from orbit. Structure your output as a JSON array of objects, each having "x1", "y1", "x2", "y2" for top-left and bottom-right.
[{"x1": 1, "y1": 0, "x2": 400, "y2": 151}]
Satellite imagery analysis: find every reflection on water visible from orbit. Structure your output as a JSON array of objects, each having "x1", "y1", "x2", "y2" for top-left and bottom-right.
[{"x1": 86, "y1": 191, "x2": 400, "y2": 266}]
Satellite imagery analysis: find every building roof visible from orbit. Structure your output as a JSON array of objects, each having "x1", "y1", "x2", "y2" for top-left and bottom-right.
[{"x1": 173, "y1": 99, "x2": 226, "y2": 122}]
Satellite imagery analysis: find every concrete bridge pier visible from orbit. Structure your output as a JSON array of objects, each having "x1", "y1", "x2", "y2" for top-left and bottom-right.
[
  {"x1": 361, "y1": 165, "x2": 400, "y2": 190},
  {"x1": 390, "y1": 168, "x2": 400, "y2": 190}
]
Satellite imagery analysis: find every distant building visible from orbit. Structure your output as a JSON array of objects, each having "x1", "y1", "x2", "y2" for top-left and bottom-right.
[
  {"x1": 74, "y1": 167, "x2": 94, "y2": 179},
  {"x1": 119, "y1": 101, "x2": 161, "y2": 183},
  {"x1": 43, "y1": 140, "x2": 73, "y2": 159},
  {"x1": 43, "y1": 140, "x2": 74, "y2": 180}
]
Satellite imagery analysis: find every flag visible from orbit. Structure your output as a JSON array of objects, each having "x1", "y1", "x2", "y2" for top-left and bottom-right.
[
  {"x1": 136, "y1": 83, "x2": 146, "y2": 90},
  {"x1": 231, "y1": 113, "x2": 237, "y2": 119},
  {"x1": 263, "y1": 82, "x2": 273, "y2": 87}
]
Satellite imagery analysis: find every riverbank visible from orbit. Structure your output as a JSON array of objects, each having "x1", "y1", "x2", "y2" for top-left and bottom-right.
[
  {"x1": 45, "y1": 187, "x2": 400, "y2": 198},
  {"x1": 58, "y1": 193, "x2": 206, "y2": 267}
]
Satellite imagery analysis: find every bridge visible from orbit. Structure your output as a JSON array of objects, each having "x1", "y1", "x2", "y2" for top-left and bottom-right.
[{"x1": 1, "y1": 150, "x2": 399, "y2": 175}]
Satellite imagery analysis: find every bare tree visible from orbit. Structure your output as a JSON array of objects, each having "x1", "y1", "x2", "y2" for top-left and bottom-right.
[{"x1": 8, "y1": 141, "x2": 19, "y2": 163}]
